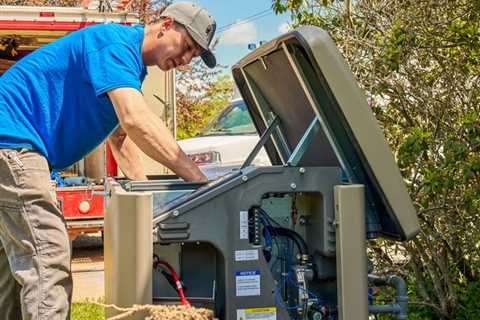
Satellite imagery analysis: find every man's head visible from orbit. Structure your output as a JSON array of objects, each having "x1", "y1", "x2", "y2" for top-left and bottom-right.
[{"x1": 142, "y1": 2, "x2": 216, "y2": 71}]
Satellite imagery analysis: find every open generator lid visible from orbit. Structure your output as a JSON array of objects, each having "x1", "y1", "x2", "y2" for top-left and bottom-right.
[{"x1": 232, "y1": 26, "x2": 419, "y2": 240}]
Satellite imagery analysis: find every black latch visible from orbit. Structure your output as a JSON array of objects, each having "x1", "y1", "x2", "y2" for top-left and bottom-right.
[{"x1": 159, "y1": 222, "x2": 189, "y2": 231}]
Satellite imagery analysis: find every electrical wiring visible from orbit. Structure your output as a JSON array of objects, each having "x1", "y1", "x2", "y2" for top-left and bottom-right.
[
  {"x1": 217, "y1": 8, "x2": 272, "y2": 34},
  {"x1": 276, "y1": 270, "x2": 325, "y2": 314},
  {"x1": 259, "y1": 214, "x2": 282, "y2": 268},
  {"x1": 259, "y1": 211, "x2": 303, "y2": 312},
  {"x1": 256, "y1": 206, "x2": 324, "y2": 315},
  {"x1": 257, "y1": 207, "x2": 295, "y2": 273},
  {"x1": 257, "y1": 207, "x2": 282, "y2": 227},
  {"x1": 264, "y1": 225, "x2": 309, "y2": 255},
  {"x1": 259, "y1": 211, "x2": 293, "y2": 310},
  {"x1": 286, "y1": 271, "x2": 322, "y2": 305},
  {"x1": 217, "y1": 9, "x2": 271, "y2": 31},
  {"x1": 275, "y1": 272, "x2": 306, "y2": 311},
  {"x1": 153, "y1": 255, "x2": 190, "y2": 306},
  {"x1": 258, "y1": 206, "x2": 308, "y2": 255}
]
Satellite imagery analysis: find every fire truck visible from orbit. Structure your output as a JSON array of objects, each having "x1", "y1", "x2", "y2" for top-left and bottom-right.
[{"x1": 0, "y1": 2, "x2": 176, "y2": 240}]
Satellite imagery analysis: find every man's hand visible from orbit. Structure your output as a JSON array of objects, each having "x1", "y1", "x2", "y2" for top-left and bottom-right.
[{"x1": 108, "y1": 87, "x2": 208, "y2": 182}]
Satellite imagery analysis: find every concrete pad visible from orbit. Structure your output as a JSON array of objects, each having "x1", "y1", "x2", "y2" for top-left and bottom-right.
[
  {"x1": 72, "y1": 266, "x2": 104, "y2": 302},
  {"x1": 71, "y1": 233, "x2": 105, "y2": 302}
]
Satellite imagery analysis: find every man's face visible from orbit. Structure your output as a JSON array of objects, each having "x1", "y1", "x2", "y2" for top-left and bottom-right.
[{"x1": 155, "y1": 20, "x2": 203, "y2": 71}]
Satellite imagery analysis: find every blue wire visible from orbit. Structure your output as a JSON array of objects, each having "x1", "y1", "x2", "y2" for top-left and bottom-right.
[
  {"x1": 275, "y1": 271, "x2": 306, "y2": 310},
  {"x1": 260, "y1": 216, "x2": 273, "y2": 248},
  {"x1": 286, "y1": 271, "x2": 322, "y2": 304},
  {"x1": 258, "y1": 208, "x2": 323, "y2": 309},
  {"x1": 258, "y1": 208, "x2": 282, "y2": 227},
  {"x1": 259, "y1": 217, "x2": 270, "y2": 240},
  {"x1": 274, "y1": 248, "x2": 315, "y2": 311},
  {"x1": 259, "y1": 215, "x2": 281, "y2": 265},
  {"x1": 258, "y1": 211, "x2": 287, "y2": 272}
]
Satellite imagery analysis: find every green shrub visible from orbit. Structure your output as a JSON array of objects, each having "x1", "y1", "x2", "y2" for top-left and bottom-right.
[
  {"x1": 71, "y1": 298, "x2": 105, "y2": 320},
  {"x1": 454, "y1": 281, "x2": 480, "y2": 319}
]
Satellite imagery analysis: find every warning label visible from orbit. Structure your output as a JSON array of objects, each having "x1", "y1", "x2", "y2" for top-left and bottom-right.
[
  {"x1": 237, "y1": 307, "x2": 277, "y2": 320},
  {"x1": 235, "y1": 249, "x2": 259, "y2": 261},
  {"x1": 235, "y1": 270, "x2": 260, "y2": 296},
  {"x1": 240, "y1": 211, "x2": 249, "y2": 240}
]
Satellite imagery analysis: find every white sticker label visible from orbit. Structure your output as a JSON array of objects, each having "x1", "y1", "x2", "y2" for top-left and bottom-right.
[
  {"x1": 237, "y1": 307, "x2": 277, "y2": 320},
  {"x1": 236, "y1": 270, "x2": 260, "y2": 296},
  {"x1": 240, "y1": 211, "x2": 249, "y2": 240},
  {"x1": 235, "y1": 250, "x2": 259, "y2": 261}
]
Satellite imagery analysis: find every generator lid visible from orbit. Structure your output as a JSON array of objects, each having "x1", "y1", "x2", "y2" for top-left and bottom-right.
[{"x1": 232, "y1": 26, "x2": 419, "y2": 240}]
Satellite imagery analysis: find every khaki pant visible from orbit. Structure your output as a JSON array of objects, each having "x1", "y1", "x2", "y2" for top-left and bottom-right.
[{"x1": 0, "y1": 149, "x2": 72, "y2": 320}]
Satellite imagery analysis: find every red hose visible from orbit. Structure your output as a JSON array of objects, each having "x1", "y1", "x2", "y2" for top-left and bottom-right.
[{"x1": 155, "y1": 260, "x2": 191, "y2": 306}]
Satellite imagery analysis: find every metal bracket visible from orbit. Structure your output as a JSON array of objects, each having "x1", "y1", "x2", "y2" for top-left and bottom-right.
[
  {"x1": 287, "y1": 116, "x2": 321, "y2": 166},
  {"x1": 241, "y1": 116, "x2": 280, "y2": 170}
]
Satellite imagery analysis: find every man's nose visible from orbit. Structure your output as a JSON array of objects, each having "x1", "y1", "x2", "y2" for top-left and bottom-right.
[
  {"x1": 175, "y1": 58, "x2": 184, "y2": 66},
  {"x1": 176, "y1": 56, "x2": 188, "y2": 67}
]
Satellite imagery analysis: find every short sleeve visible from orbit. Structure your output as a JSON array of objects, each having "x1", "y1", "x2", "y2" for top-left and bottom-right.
[{"x1": 83, "y1": 43, "x2": 143, "y2": 96}]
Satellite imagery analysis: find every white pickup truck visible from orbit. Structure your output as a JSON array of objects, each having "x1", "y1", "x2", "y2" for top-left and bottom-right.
[{"x1": 178, "y1": 99, "x2": 270, "y2": 179}]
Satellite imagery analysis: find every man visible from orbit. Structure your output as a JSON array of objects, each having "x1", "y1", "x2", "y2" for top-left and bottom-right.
[{"x1": 0, "y1": 2, "x2": 214, "y2": 319}]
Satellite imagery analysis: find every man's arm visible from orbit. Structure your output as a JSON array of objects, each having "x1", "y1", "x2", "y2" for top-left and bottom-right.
[
  {"x1": 107, "y1": 87, "x2": 207, "y2": 182},
  {"x1": 108, "y1": 127, "x2": 147, "y2": 180}
]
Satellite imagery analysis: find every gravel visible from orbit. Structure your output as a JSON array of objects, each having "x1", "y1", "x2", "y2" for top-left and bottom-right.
[{"x1": 108, "y1": 304, "x2": 214, "y2": 320}]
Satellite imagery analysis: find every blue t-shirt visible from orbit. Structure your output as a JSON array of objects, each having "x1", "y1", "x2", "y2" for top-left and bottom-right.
[{"x1": 0, "y1": 23, "x2": 147, "y2": 169}]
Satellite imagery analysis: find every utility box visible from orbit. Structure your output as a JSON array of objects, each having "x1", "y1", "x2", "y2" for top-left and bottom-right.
[{"x1": 105, "y1": 26, "x2": 420, "y2": 320}]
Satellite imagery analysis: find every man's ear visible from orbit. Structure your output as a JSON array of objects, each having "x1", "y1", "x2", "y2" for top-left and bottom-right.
[{"x1": 159, "y1": 16, "x2": 175, "y2": 36}]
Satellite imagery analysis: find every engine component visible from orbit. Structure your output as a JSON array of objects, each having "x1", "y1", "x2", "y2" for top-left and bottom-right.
[{"x1": 153, "y1": 255, "x2": 190, "y2": 306}]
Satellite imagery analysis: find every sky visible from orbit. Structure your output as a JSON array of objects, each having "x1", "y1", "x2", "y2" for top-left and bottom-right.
[{"x1": 183, "y1": 0, "x2": 292, "y2": 71}]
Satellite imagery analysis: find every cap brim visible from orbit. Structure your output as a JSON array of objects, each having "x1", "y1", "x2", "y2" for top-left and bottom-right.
[
  {"x1": 183, "y1": 25, "x2": 216, "y2": 69},
  {"x1": 201, "y1": 50, "x2": 216, "y2": 68}
]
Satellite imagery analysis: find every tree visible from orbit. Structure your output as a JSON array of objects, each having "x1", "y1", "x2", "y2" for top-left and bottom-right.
[
  {"x1": 124, "y1": 0, "x2": 234, "y2": 140},
  {"x1": 176, "y1": 58, "x2": 234, "y2": 139},
  {"x1": 0, "y1": 0, "x2": 77, "y2": 5},
  {"x1": 272, "y1": 0, "x2": 480, "y2": 318},
  {"x1": 0, "y1": 0, "x2": 170, "y2": 18},
  {"x1": 127, "y1": 0, "x2": 171, "y2": 23}
]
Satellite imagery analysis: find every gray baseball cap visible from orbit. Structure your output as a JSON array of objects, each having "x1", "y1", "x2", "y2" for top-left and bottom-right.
[{"x1": 161, "y1": 1, "x2": 217, "y2": 68}]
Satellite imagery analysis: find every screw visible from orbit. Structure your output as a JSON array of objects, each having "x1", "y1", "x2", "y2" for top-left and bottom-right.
[
  {"x1": 299, "y1": 167, "x2": 306, "y2": 174},
  {"x1": 290, "y1": 183, "x2": 297, "y2": 189},
  {"x1": 173, "y1": 210, "x2": 180, "y2": 217},
  {"x1": 299, "y1": 216, "x2": 307, "y2": 225}
]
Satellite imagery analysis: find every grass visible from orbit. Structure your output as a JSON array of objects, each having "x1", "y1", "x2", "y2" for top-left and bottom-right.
[{"x1": 71, "y1": 298, "x2": 105, "y2": 320}]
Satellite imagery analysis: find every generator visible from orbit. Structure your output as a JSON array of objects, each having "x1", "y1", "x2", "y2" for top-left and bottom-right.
[{"x1": 104, "y1": 26, "x2": 420, "y2": 320}]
